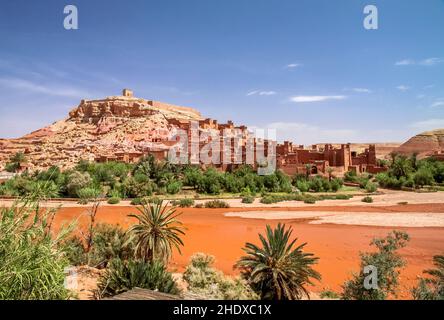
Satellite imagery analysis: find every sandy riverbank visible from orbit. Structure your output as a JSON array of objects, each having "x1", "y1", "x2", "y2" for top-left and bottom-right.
[{"x1": 225, "y1": 211, "x2": 444, "y2": 227}]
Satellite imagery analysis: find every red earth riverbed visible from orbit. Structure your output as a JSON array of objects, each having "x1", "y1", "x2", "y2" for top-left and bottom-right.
[{"x1": 52, "y1": 204, "x2": 444, "y2": 299}]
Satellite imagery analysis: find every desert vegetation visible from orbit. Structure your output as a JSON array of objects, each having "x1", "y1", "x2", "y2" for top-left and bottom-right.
[
  {"x1": 0, "y1": 200, "x2": 74, "y2": 299},
  {"x1": 235, "y1": 223, "x2": 321, "y2": 300},
  {"x1": 341, "y1": 231, "x2": 410, "y2": 300},
  {"x1": 0, "y1": 154, "x2": 357, "y2": 203}
]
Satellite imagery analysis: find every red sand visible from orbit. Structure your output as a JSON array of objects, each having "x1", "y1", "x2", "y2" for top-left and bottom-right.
[{"x1": 53, "y1": 204, "x2": 444, "y2": 299}]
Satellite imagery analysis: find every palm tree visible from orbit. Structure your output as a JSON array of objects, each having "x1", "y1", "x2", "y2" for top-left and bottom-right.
[
  {"x1": 304, "y1": 164, "x2": 312, "y2": 179},
  {"x1": 235, "y1": 223, "x2": 321, "y2": 300},
  {"x1": 327, "y1": 167, "x2": 334, "y2": 182},
  {"x1": 391, "y1": 155, "x2": 412, "y2": 179},
  {"x1": 127, "y1": 201, "x2": 185, "y2": 263}
]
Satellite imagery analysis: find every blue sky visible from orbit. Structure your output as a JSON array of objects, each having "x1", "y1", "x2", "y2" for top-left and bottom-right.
[{"x1": 0, "y1": 0, "x2": 443, "y2": 144}]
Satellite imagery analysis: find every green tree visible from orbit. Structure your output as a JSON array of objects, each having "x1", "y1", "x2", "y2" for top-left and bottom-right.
[
  {"x1": 413, "y1": 167, "x2": 434, "y2": 187},
  {"x1": 127, "y1": 201, "x2": 185, "y2": 263},
  {"x1": 235, "y1": 223, "x2": 321, "y2": 300},
  {"x1": 390, "y1": 155, "x2": 412, "y2": 179},
  {"x1": 5, "y1": 152, "x2": 26, "y2": 173}
]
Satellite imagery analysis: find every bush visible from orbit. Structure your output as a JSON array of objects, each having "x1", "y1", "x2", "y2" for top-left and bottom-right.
[
  {"x1": 67, "y1": 171, "x2": 92, "y2": 197},
  {"x1": 341, "y1": 231, "x2": 410, "y2": 300},
  {"x1": 0, "y1": 202, "x2": 72, "y2": 299},
  {"x1": 130, "y1": 198, "x2": 142, "y2": 205},
  {"x1": 204, "y1": 200, "x2": 230, "y2": 208},
  {"x1": 145, "y1": 196, "x2": 162, "y2": 205},
  {"x1": 171, "y1": 198, "x2": 194, "y2": 207},
  {"x1": 63, "y1": 223, "x2": 134, "y2": 269},
  {"x1": 62, "y1": 236, "x2": 87, "y2": 266},
  {"x1": 88, "y1": 223, "x2": 134, "y2": 268},
  {"x1": 107, "y1": 197, "x2": 121, "y2": 205},
  {"x1": 77, "y1": 187, "x2": 101, "y2": 204},
  {"x1": 320, "y1": 289, "x2": 340, "y2": 299},
  {"x1": 166, "y1": 181, "x2": 182, "y2": 195},
  {"x1": 96, "y1": 258, "x2": 179, "y2": 298},
  {"x1": 412, "y1": 255, "x2": 444, "y2": 300},
  {"x1": 362, "y1": 196, "x2": 373, "y2": 203},
  {"x1": 365, "y1": 182, "x2": 377, "y2": 193},
  {"x1": 295, "y1": 180, "x2": 309, "y2": 193},
  {"x1": 304, "y1": 198, "x2": 316, "y2": 204},
  {"x1": 241, "y1": 196, "x2": 254, "y2": 204},
  {"x1": 414, "y1": 168, "x2": 434, "y2": 187},
  {"x1": 183, "y1": 253, "x2": 258, "y2": 300},
  {"x1": 194, "y1": 203, "x2": 203, "y2": 208}
]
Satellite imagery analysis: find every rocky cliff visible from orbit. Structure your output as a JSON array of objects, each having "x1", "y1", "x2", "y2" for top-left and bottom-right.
[{"x1": 0, "y1": 90, "x2": 202, "y2": 171}]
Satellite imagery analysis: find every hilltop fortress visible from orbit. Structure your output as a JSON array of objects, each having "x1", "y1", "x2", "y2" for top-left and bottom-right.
[{"x1": 0, "y1": 89, "x2": 386, "y2": 176}]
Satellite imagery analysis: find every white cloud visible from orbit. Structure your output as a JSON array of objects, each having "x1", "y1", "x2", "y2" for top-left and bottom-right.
[
  {"x1": 419, "y1": 57, "x2": 443, "y2": 66},
  {"x1": 0, "y1": 77, "x2": 93, "y2": 98},
  {"x1": 395, "y1": 58, "x2": 443, "y2": 66},
  {"x1": 247, "y1": 90, "x2": 276, "y2": 96},
  {"x1": 289, "y1": 95, "x2": 346, "y2": 103},
  {"x1": 431, "y1": 100, "x2": 444, "y2": 108},
  {"x1": 396, "y1": 85, "x2": 410, "y2": 91},
  {"x1": 285, "y1": 63, "x2": 302, "y2": 69},
  {"x1": 395, "y1": 59, "x2": 415, "y2": 66},
  {"x1": 352, "y1": 88, "x2": 372, "y2": 93},
  {"x1": 258, "y1": 91, "x2": 276, "y2": 96},
  {"x1": 411, "y1": 119, "x2": 444, "y2": 130}
]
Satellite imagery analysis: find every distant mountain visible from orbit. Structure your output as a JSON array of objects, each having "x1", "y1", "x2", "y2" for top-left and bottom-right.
[{"x1": 395, "y1": 129, "x2": 444, "y2": 158}]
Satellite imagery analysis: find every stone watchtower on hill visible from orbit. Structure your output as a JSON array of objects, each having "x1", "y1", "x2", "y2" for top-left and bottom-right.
[{"x1": 122, "y1": 88, "x2": 134, "y2": 97}]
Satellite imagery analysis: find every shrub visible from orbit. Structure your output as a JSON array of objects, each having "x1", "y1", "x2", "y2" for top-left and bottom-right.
[
  {"x1": 320, "y1": 289, "x2": 340, "y2": 299},
  {"x1": 0, "y1": 202, "x2": 73, "y2": 299},
  {"x1": 107, "y1": 197, "x2": 121, "y2": 205},
  {"x1": 362, "y1": 196, "x2": 373, "y2": 203},
  {"x1": 96, "y1": 259, "x2": 179, "y2": 298},
  {"x1": 413, "y1": 168, "x2": 434, "y2": 187},
  {"x1": 241, "y1": 196, "x2": 254, "y2": 204},
  {"x1": 295, "y1": 180, "x2": 309, "y2": 193},
  {"x1": 183, "y1": 253, "x2": 258, "y2": 300},
  {"x1": 332, "y1": 194, "x2": 352, "y2": 200},
  {"x1": 365, "y1": 182, "x2": 377, "y2": 193},
  {"x1": 260, "y1": 196, "x2": 276, "y2": 204},
  {"x1": 204, "y1": 200, "x2": 230, "y2": 208},
  {"x1": 145, "y1": 196, "x2": 162, "y2": 205},
  {"x1": 77, "y1": 187, "x2": 101, "y2": 204},
  {"x1": 171, "y1": 198, "x2": 194, "y2": 207},
  {"x1": 397, "y1": 201, "x2": 408, "y2": 205},
  {"x1": 330, "y1": 179, "x2": 342, "y2": 192},
  {"x1": 62, "y1": 236, "x2": 87, "y2": 266},
  {"x1": 166, "y1": 181, "x2": 182, "y2": 194},
  {"x1": 194, "y1": 203, "x2": 203, "y2": 208},
  {"x1": 67, "y1": 171, "x2": 92, "y2": 197},
  {"x1": 304, "y1": 198, "x2": 316, "y2": 204},
  {"x1": 341, "y1": 231, "x2": 410, "y2": 300},
  {"x1": 412, "y1": 255, "x2": 444, "y2": 300},
  {"x1": 130, "y1": 198, "x2": 142, "y2": 205},
  {"x1": 88, "y1": 223, "x2": 134, "y2": 268}
]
